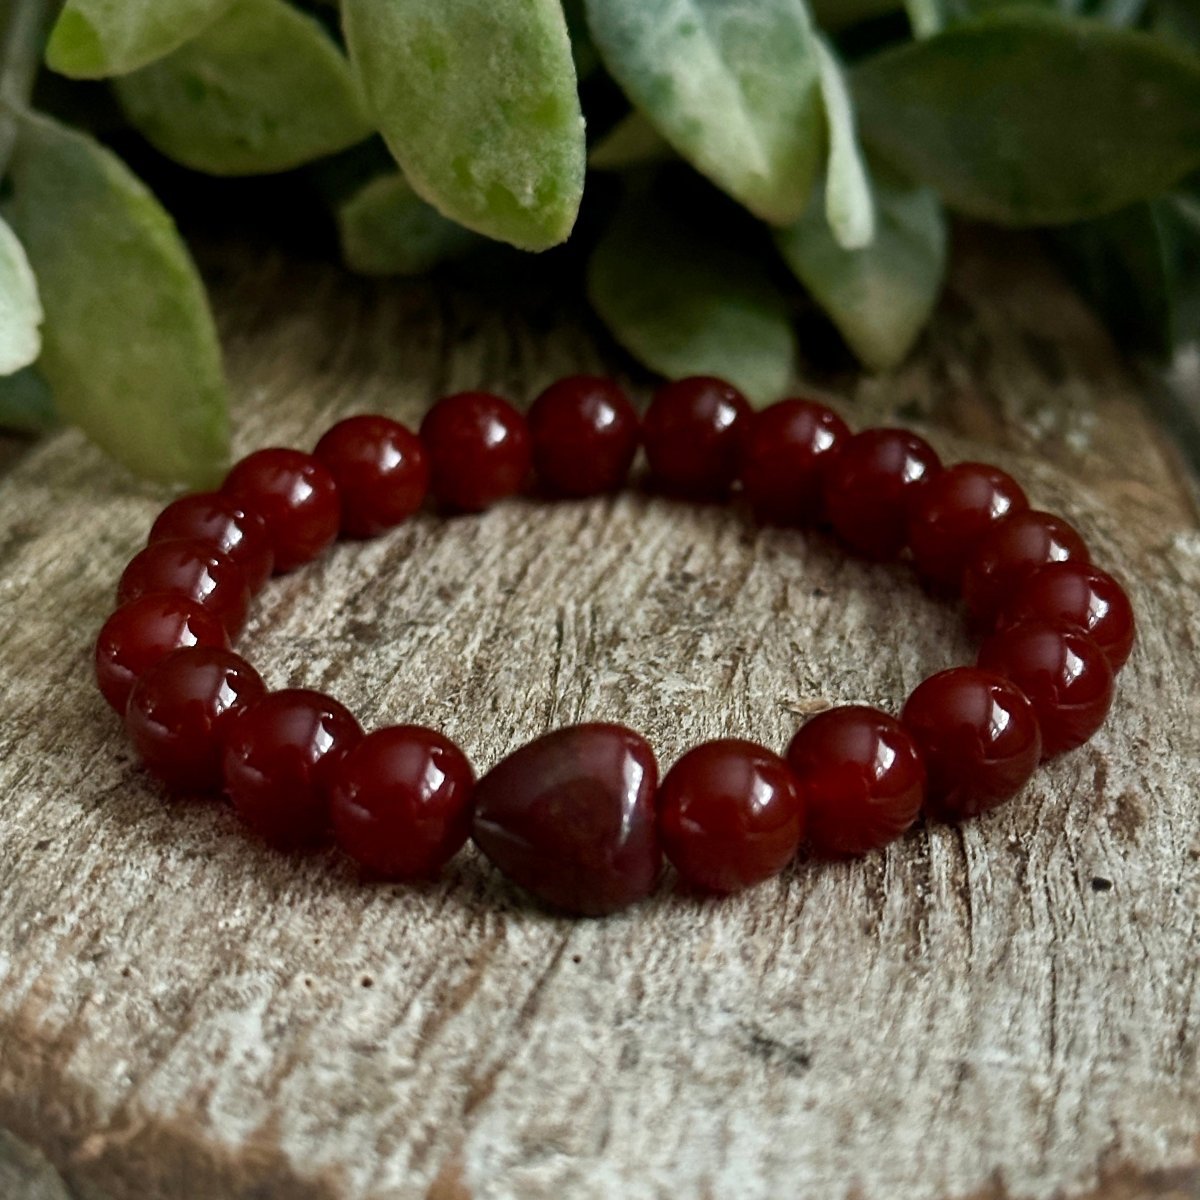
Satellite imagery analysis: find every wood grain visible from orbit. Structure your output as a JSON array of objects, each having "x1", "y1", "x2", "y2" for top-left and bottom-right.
[{"x1": 0, "y1": 231, "x2": 1198, "y2": 1200}]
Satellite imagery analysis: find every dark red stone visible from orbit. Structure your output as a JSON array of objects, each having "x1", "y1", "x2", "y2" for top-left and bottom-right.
[
  {"x1": 785, "y1": 706, "x2": 925, "y2": 858},
  {"x1": 471, "y1": 723, "x2": 660, "y2": 916},
  {"x1": 656, "y1": 738, "x2": 804, "y2": 893},
  {"x1": 149, "y1": 491, "x2": 274, "y2": 593},
  {"x1": 329, "y1": 725, "x2": 475, "y2": 880}
]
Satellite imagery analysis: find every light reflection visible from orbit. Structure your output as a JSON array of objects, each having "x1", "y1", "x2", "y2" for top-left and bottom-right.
[
  {"x1": 1063, "y1": 646, "x2": 1086, "y2": 684},
  {"x1": 422, "y1": 758, "x2": 448, "y2": 797},
  {"x1": 988, "y1": 699, "x2": 1012, "y2": 741},
  {"x1": 873, "y1": 741, "x2": 896, "y2": 779}
]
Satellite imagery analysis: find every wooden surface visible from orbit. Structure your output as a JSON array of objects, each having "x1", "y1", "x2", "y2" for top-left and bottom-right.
[{"x1": 0, "y1": 232, "x2": 1198, "y2": 1200}]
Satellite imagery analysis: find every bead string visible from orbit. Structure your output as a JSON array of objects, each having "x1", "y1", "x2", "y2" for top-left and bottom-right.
[{"x1": 94, "y1": 375, "x2": 1135, "y2": 917}]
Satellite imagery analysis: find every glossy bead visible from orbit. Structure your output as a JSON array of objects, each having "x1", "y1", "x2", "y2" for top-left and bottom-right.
[
  {"x1": 739, "y1": 397, "x2": 850, "y2": 526},
  {"x1": 528, "y1": 375, "x2": 640, "y2": 496},
  {"x1": 117, "y1": 537, "x2": 250, "y2": 638},
  {"x1": 907, "y1": 462, "x2": 1029, "y2": 594},
  {"x1": 997, "y1": 562, "x2": 1135, "y2": 672},
  {"x1": 901, "y1": 668, "x2": 1042, "y2": 820},
  {"x1": 962, "y1": 510, "x2": 1090, "y2": 627},
  {"x1": 656, "y1": 739, "x2": 804, "y2": 893},
  {"x1": 785, "y1": 706, "x2": 925, "y2": 858},
  {"x1": 419, "y1": 390, "x2": 531, "y2": 512},
  {"x1": 222, "y1": 689, "x2": 363, "y2": 849},
  {"x1": 472, "y1": 723, "x2": 660, "y2": 916},
  {"x1": 823, "y1": 428, "x2": 942, "y2": 560},
  {"x1": 313, "y1": 414, "x2": 429, "y2": 538},
  {"x1": 149, "y1": 491, "x2": 274, "y2": 593},
  {"x1": 95, "y1": 595, "x2": 230, "y2": 713},
  {"x1": 222, "y1": 448, "x2": 341, "y2": 573},
  {"x1": 329, "y1": 725, "x2": 475, "y2": 879},
  {"x1": 642, "y1": 376, "x2": 752, "y2": 498},
  {"x1": 125, "y1": 647, "x2": 265, "y2": 792},
  {"x1": 977, "y1": 620, "x2": 1114, "y2": 758}
]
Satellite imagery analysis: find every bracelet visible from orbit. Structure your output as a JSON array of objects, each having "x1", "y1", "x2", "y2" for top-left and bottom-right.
[{"x1": 93, "y1": 375, "x2": 1135, "y2": 917}]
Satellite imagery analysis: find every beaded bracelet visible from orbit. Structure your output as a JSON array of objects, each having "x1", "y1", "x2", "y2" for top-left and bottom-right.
[{"x1": 93, "y1": 375, "x2": 1135, "y2": 917}]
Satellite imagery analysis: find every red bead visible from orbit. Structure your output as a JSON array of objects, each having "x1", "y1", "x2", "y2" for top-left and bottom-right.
[
  {"x1": 329, "y1": 725, "x2": 475, "y2": 879},
  {"x1": 642, "y1": 376, "x2": 752, "y2": 498},
  {"x1": 901, "y1": 668, "x2": 1042, "y2": 820},
  {"x1": 528, "y1": 375, "x2": 640, "y2": 496},
  {"x1": 149, "y1": 491, "x2": 274, "y2": 593},
  {"x1": 785, "y1": 706, "x2": 925, "y2": 858},
  {"x1": 95, "y1": 595, "x2": 230, "y2": 714},
  {"x1": 656, "y1": 739, "x2": 804, "y2": 893},
  {"x1": 907, "y1": 462, "x2": 1028, "y2": 593},
  {"x1": 125, "y1": 647, "x2": 265, "y2": 792},
  {"x1": 222, "y1": 448, "x2": 341, "y2": 573},
  {"x1": 472, "y1": 723, "x2": 660, "y2": 916},
  {"x1": 962, "y1": 510, "x2": 1090, "y2": 627},
  {"x1": 419, "y1": 391, "x2": 531, "y2": 512},
  {"x1": 823, "y1": 428, "x2": 942, "y2": 560},
  {"x1": 997, "y1": 562, "x2": 1135, "y2": 672},
  {"x1": 739, "y1": 397, "x2": 850, "y2": 526},
  {"x1": 977, "y1": 620, "x2": 1114, "y2": 758},
  {"x1": 313, "y1": 415, "x2": 429, "y2": 538},
  {"x1": 222, "y1": 689, "x2": 363, "y2": 849},
  {"x1": 118, "y1": 537, "x2": 250, "y2": 638}
]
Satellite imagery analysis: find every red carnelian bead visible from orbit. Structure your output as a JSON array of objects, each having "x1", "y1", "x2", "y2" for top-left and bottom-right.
[
  {"x1": 656, "y1": 739, "x2": 804, "y2": 893},
  {"x1": 313, "y1": 415, "x2": 429, "y2": 538},
  {"x1": 222, "y1": 689, "x2": 363, "y2": 849},
  {"x1": 997, "y1": 562, "x2": 1135, "y2": 672},
  {"x1": 222, "y1": 449, "x2": 341, "y2": 573},
  {"x1": 823, "y1": 428, "x2": 942, "y2": 560},
  {"x1": 329, "y1": 725, "x2": 475, "y2": 879},
  {"x1": 642, "y1": 376, "x2": 752, "y2": 498},
  {"x1": 95, "y1": 595, "x2": 230, "y2": 713},
  {"x1": 962, "y1": 510, "x2": 1090, "y2": 627},
  {"x1": 419, "y1": 391, "x2": 531, "y2": 512},
  {"x1": 739, "y1": 397, "x2": 850, "y2": 526},
  {"x1": 118, "y1": 537, "x2": 250, "y2": 638},
  {"x1": 785, "y1": 706, "x2": 925, "y2": 858},
  {"x1": 907, "y1": 462, "x2": 1029, "y2": 594},
  {"x1": 528, "y1": 375, "x2": 640, "y2": 496},
  {"x1": 901, "y1": 668, "x2": 1042, "y2": 820},
  {"x1": 977, "y1": 620, "x2": 1114, "y2": 758},
  {"x1": 472, "y1": 723, "x2": 660, "y2": 916},
  {"x1": 149, "y1": 491, "x2": 274, "y2": 593},
  {"x1": 125, "y1": 647, "x2": 265, "y2": 792}
]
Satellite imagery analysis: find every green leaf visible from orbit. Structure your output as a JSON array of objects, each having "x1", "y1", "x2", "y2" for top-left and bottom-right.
[
  {"x1": 905, "y1": 0, "x2": 1146, "y2": 37},
  {"x1": 589, "y1": 112, "x2": 673, "y2": 171},
  {"x1": 815, "y1": 37, "x2": 875, "y2": 251},
  {"x1": 809, "y1": 0, "x2": 903, "y2": 29},
  {"x1": 1152, "y1": 0, "x2": 1200, "y2": 52},
  {"x1": 0, "y1": 215, "x2": 42, "y2": 376},
  {"x1": 0, "y1": 367, "x2": 58, "y2": 434},
  {"x1": 112, "y1": 0, "x2": 372, "y2": 176},
  {"x1": 4, "y1": 113, "x2": 228, "y2": 484},
  {"x1": 776, "y1": 168, "x2": 946, "y2": 370},
  {"x1": 854, "y1": 11, "x2": 1200, "y2": 225},
  {"x1": 588, "y1": 187, "x2": 796, "y2": 403},
  {"x1": 46, "y1": 0, "x2": 235, "y2": 78},
  {"x1": 337, "y1": 172, "x2": 480, "y2": 275},
  {"x1": 584, "y1": 0, "x2": 824, "y2": 225},
  {"x1": 342, "y1": 0, "x2": 585, "y2": 251}
]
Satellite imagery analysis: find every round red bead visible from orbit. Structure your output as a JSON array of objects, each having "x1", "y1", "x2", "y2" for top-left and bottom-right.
[
  {"x1": 313, "y1": 415, "x2": 428, "y2": 538},
  {"x1": 527, "y1": 375, "x2": 640, "y2": 497},
  {"x1": 739, "y1": 397, "x2": 850, "y2": 526},
  {"x1": 785, "y1": 706, "x2": 925, "y2": 857},
  {"x1": 419, "y1": 391, "x2": 531, "y2": 512},
  {"x1": 824, "y1": 428, "x2": 942, "y2": 560},
  {"x1": 977, "y1": 620, "x2": 1114, "y2": 758},
  {"x1": 642, "y1": 376, "x2": 752, "y2": 498},
  {"x1": 901, "y1": 668, "x2": 1042, "y2": 820},
  {"x1": 222, "y1": 448, "x2": 341, "y2": 573},
  {"x1": 907, "y1": 462, "x2": 1028, "y2": 594},
  {"x1": 656, "y1": 739, "x2": 804, "y2": 893},
  {"x1": 125, "y1": 647, "x2": 265, "y2": 792},
  {"x1": 222, "y1": 689, "x2": 363, "y2": 849},
  {"x1": 329, "y1": 725, "x2": 475, "y2": 880},
  {"x1": 118, "y1": 537, "x2": 250, "y2": 638},
  {"x1": 95, "y1": 594, "x2": 230, "y2": 714},
  {"x1": 149, "y1": 491, "x2": 274, "y2": 593}
]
